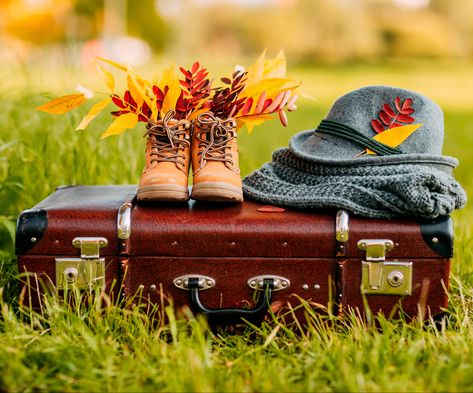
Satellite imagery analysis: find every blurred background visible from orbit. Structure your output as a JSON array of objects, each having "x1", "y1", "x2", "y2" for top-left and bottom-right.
[{"x1": 2, "y1": 0, "x2": 473, "y2": 66}]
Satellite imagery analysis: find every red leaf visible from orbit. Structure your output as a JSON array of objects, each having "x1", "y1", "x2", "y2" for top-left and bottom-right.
[
  {"x1": 278, "y1": 110, "x2": 288, "y2": 127},
  {"x1": 241, "y1": 97, "x2": 253, "y2": 115},
  {"x1": 152, "y1": 86, "x2": 164, "y2": 101},
  {"x1": 221, "y1": 77, "x2": 232, "y2": 85},
  {"x1": 395, "y1": 97, "x2": 402, "y2": 112},
  {"x1": 196, "y1": 69, "x2": 208, "y2": 79},
  {"x1": 191, "y1": 61, "x2": 200, "y2": 73},
  {"x1": 371, "y1": 119, "x2": 385, "y2": 133},
  {"x1": 392, "y1": 122, "x2": 402, "y2": 128},
  {"x1": 180, "y1": 80, "x2": 191, "y2": 89},
  {"x1": 402, "y1": 98, "x2": 413, "y2": 109},
  {"x1": 399, "y1": 107, "x2": 414, "y2": 115},
  {"x1": 383, "y1": 103, "x2": 396, "y2": 117},
  {"x1": 179, "y1": 67, "x2": 191, "y2": 79},
  {"x1": 124, "y1": 90, "x2": 136, "y2": 108},
  {"x1": 379, "y1": 110, "x2": 391, "y2": 126},
  {"x1": 395, "y1": 114, "x2": 414, "y2": 123},
  {"x1": 112, "y1": 95, "x2": 125, "y2": 109},
  {"x1": 141, "y1": 101, "x2": 151, "y2": 116},
  {"x1": 262, "y1": 99, "x2": 272, "y2": 112}
]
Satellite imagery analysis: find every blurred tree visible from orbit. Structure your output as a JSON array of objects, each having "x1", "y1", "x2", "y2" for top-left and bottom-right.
[
  {"x1": 0, "y1": 0, "x2": 73, "y2": 44},
  {"x1": 126, "y1": 0, "x2": 168, "y2": 52},
  {"x1": 374, "y1": 4, "x2": 464, "y2": 58},
  {"x1": 430, "y1": 0, "x2": 473, "y2": 57}
]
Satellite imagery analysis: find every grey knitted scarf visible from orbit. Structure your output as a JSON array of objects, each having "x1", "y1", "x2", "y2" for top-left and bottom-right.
[{"x1": 243, "y1": 148, "x2": 467, "y2": 219}]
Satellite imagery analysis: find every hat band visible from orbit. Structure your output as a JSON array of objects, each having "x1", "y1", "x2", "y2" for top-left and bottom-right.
[{"x1": 316, "y1": 120, "x2": 402, "y2": 156}]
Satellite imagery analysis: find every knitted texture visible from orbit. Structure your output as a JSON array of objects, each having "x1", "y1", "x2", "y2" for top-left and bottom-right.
[{"x1": 243, "y1": 148, "x2": 467, "y2": 219}]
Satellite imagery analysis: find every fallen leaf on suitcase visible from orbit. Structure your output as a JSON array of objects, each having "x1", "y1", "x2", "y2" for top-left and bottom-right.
[{"x1": 257, "y1": 205, "x2": 286, "y2": 213}]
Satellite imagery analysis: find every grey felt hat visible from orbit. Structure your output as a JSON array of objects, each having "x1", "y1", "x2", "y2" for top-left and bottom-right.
[
  {"x1": 291, "y1": 85, "x2": 458, "y2": 172},
  {"x1": 242, "y1": 86, "x2": 466, "y2": 218}
]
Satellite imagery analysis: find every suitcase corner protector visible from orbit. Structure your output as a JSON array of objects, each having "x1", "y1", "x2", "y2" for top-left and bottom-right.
[{"x1": 16, "y1": 208, "x2": 48, "y2": 255}]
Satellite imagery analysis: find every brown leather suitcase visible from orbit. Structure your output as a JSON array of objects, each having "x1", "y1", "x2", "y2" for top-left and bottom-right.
[{"x1": 16, "y1": 185, "x2": 453, "y2": 323}]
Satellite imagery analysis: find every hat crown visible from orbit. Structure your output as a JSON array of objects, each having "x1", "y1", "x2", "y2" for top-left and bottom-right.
[{"x1": 325, "y1": 86, "x2": 444, "y2": 155}]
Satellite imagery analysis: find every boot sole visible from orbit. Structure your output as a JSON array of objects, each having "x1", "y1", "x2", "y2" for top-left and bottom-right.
[
  {"x1": 137, "y1": 184, "x2": 190, "y2": 202},
  {"x1": 191, "y1": 182, "x2": 243, "y2": 202}
]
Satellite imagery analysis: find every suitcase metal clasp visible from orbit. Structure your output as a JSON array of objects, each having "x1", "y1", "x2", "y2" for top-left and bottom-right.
[
  {"x1": 55, "y1": 237, "x2": 108, "y2": 290},
  {"x1": 358, "y1": 239, "x2": 412, "y2": 296}
]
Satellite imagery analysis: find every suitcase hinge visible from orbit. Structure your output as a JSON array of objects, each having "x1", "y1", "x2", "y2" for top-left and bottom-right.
[
  {"x1": 336, "y1": 210, "x2": 349, "y2": 257},
  {"x1": 55, "y1": 237, "x2": 108, "y2": 290},
  {"x1": 358, "y1": 239, "x2": 412, "y2": 296},
  {"x1": 117, "y1": 194, "x2": 134, "y2": 240}
]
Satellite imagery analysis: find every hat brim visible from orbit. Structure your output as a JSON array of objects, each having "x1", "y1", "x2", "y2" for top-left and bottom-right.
[{"x1": 290, "y1": 130, "x2": 458, "y2": 172}]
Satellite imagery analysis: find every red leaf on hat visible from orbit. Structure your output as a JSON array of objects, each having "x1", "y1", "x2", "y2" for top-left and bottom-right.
[
  {"x1": 371, "y1": 119, "x2": 385, "y2": 133},
  {"x1": 371, "y1": 97, "x2": 416, "y2": 133},
  {"x1": 396, "y1": 113, "x2": 414, "y2": 123},
  {"x1": 395, "y1": 97, "x2": 402, "y2": 112},
  {"x1": 379, "y1": 110, "x2": 391, "y2": 126},
  {"x1": 402, "y1": 98, "x2": 413, "y2": 109},
  {"x1": 383, "y1": 104, "x2": 396, "y2": 117}
]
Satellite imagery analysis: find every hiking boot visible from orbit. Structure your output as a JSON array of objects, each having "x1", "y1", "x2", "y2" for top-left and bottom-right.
[
  {"x1": 191, "y1": 113, "x2": 243, "y2": 202},
  {"x1": 137, "y1": 110, "x2": 191, "y2": 202}
]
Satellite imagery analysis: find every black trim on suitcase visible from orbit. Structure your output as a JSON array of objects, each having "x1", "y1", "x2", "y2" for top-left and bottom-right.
[
  {"x1": 16, "y1": 209, "x2": 48, "y2": 255},
  {"x1": 420, "y1": 216, "x2": 454, "y2": 258}
]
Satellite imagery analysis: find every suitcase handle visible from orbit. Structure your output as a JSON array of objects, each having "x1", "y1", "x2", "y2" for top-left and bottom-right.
[{"x1": 187, "y1": 277, "x2": 274, "y2": 324}]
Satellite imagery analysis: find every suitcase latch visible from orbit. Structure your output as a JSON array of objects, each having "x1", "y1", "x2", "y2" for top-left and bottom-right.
[
  {"x1": 358, "y1": 239, "x2": 412, "y2": 296},
  {"x1": 55, "y1": 237, "x2": 108, "y2": 290}
]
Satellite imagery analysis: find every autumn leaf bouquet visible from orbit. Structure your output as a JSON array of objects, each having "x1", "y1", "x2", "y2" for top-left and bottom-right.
[
  {"x1": 37, "y1": 51, "x2": 303, "y2": 203},
  {"x1": 37, "y1": 50, "x2": 302, "y2": 137}
]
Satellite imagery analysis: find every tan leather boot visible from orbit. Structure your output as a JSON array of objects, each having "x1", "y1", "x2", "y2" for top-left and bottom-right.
[
  {"x1": 137, "y1": 110, "x2": 191, "y2": 202},
  {"x1": 191, "y1": 113, "x2": 243, "y2": 202}
]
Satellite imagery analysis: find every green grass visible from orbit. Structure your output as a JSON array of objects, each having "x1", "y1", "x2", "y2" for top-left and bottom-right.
[{"x1": 0, "y1": 61, "x2": 472, "y2": 392}]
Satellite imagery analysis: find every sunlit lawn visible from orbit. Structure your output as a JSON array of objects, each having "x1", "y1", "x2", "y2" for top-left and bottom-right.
[{"x1": 0, "y1": 60, "x2": 472, "y2": 392}]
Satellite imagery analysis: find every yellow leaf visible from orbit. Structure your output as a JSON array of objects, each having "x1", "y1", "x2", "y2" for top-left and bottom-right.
[
  {"x1": 236, "y1": 114, "x2": 273, "y2": 133},
  {"x1": 244, "y1": 49, "x2": 266, "y2": 88},
  {"x1": 127, "y1": 66, "x2": 152, "y2": 88},
  {"x1": 76, "y1": 98, "x2": 111, "y2": 130},
  {"x1": 36, "y1": 94, "x2": 86, "y2": 114},
  {"x1": 243, "y1": 78, "x2": 300, "y2": 100},
  {"x1": 159, "y1": 65, "x2": 181, "y2": 116},
  {"x1": 262, "y1": 50, "x2": 286, "y2": 78},
  {"x1": 127, "y1": 72, "x2": 154, "y2": 120},
  {"x1": 96, "y1": 56, "x2": 128, "y2": 72},
  {"x1": 100, "y1": 112, "x2": 138, "y2": 139},
  {"x1": 97, "y1": 64, "x2": 115, "y2": 92},
  {"x1": 366, "y1": 123, "x2": 423, "y2": 155},
  {"x1": 127, "y1": 73, "x2": 144, "y2": 106}
]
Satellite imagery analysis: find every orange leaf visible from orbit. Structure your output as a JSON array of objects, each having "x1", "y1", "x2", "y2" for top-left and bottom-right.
[{"x1": 36, "y1": 94, "x2": 86, "y2": 114}]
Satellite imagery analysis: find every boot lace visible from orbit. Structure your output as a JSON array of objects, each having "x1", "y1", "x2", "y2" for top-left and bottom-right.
[
  {"x1": 195, "y1": 113, "x2": 236, "y2": 172},
  {"x1": 145, "y1": 110, "x2": 190, "y2": 168}
]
